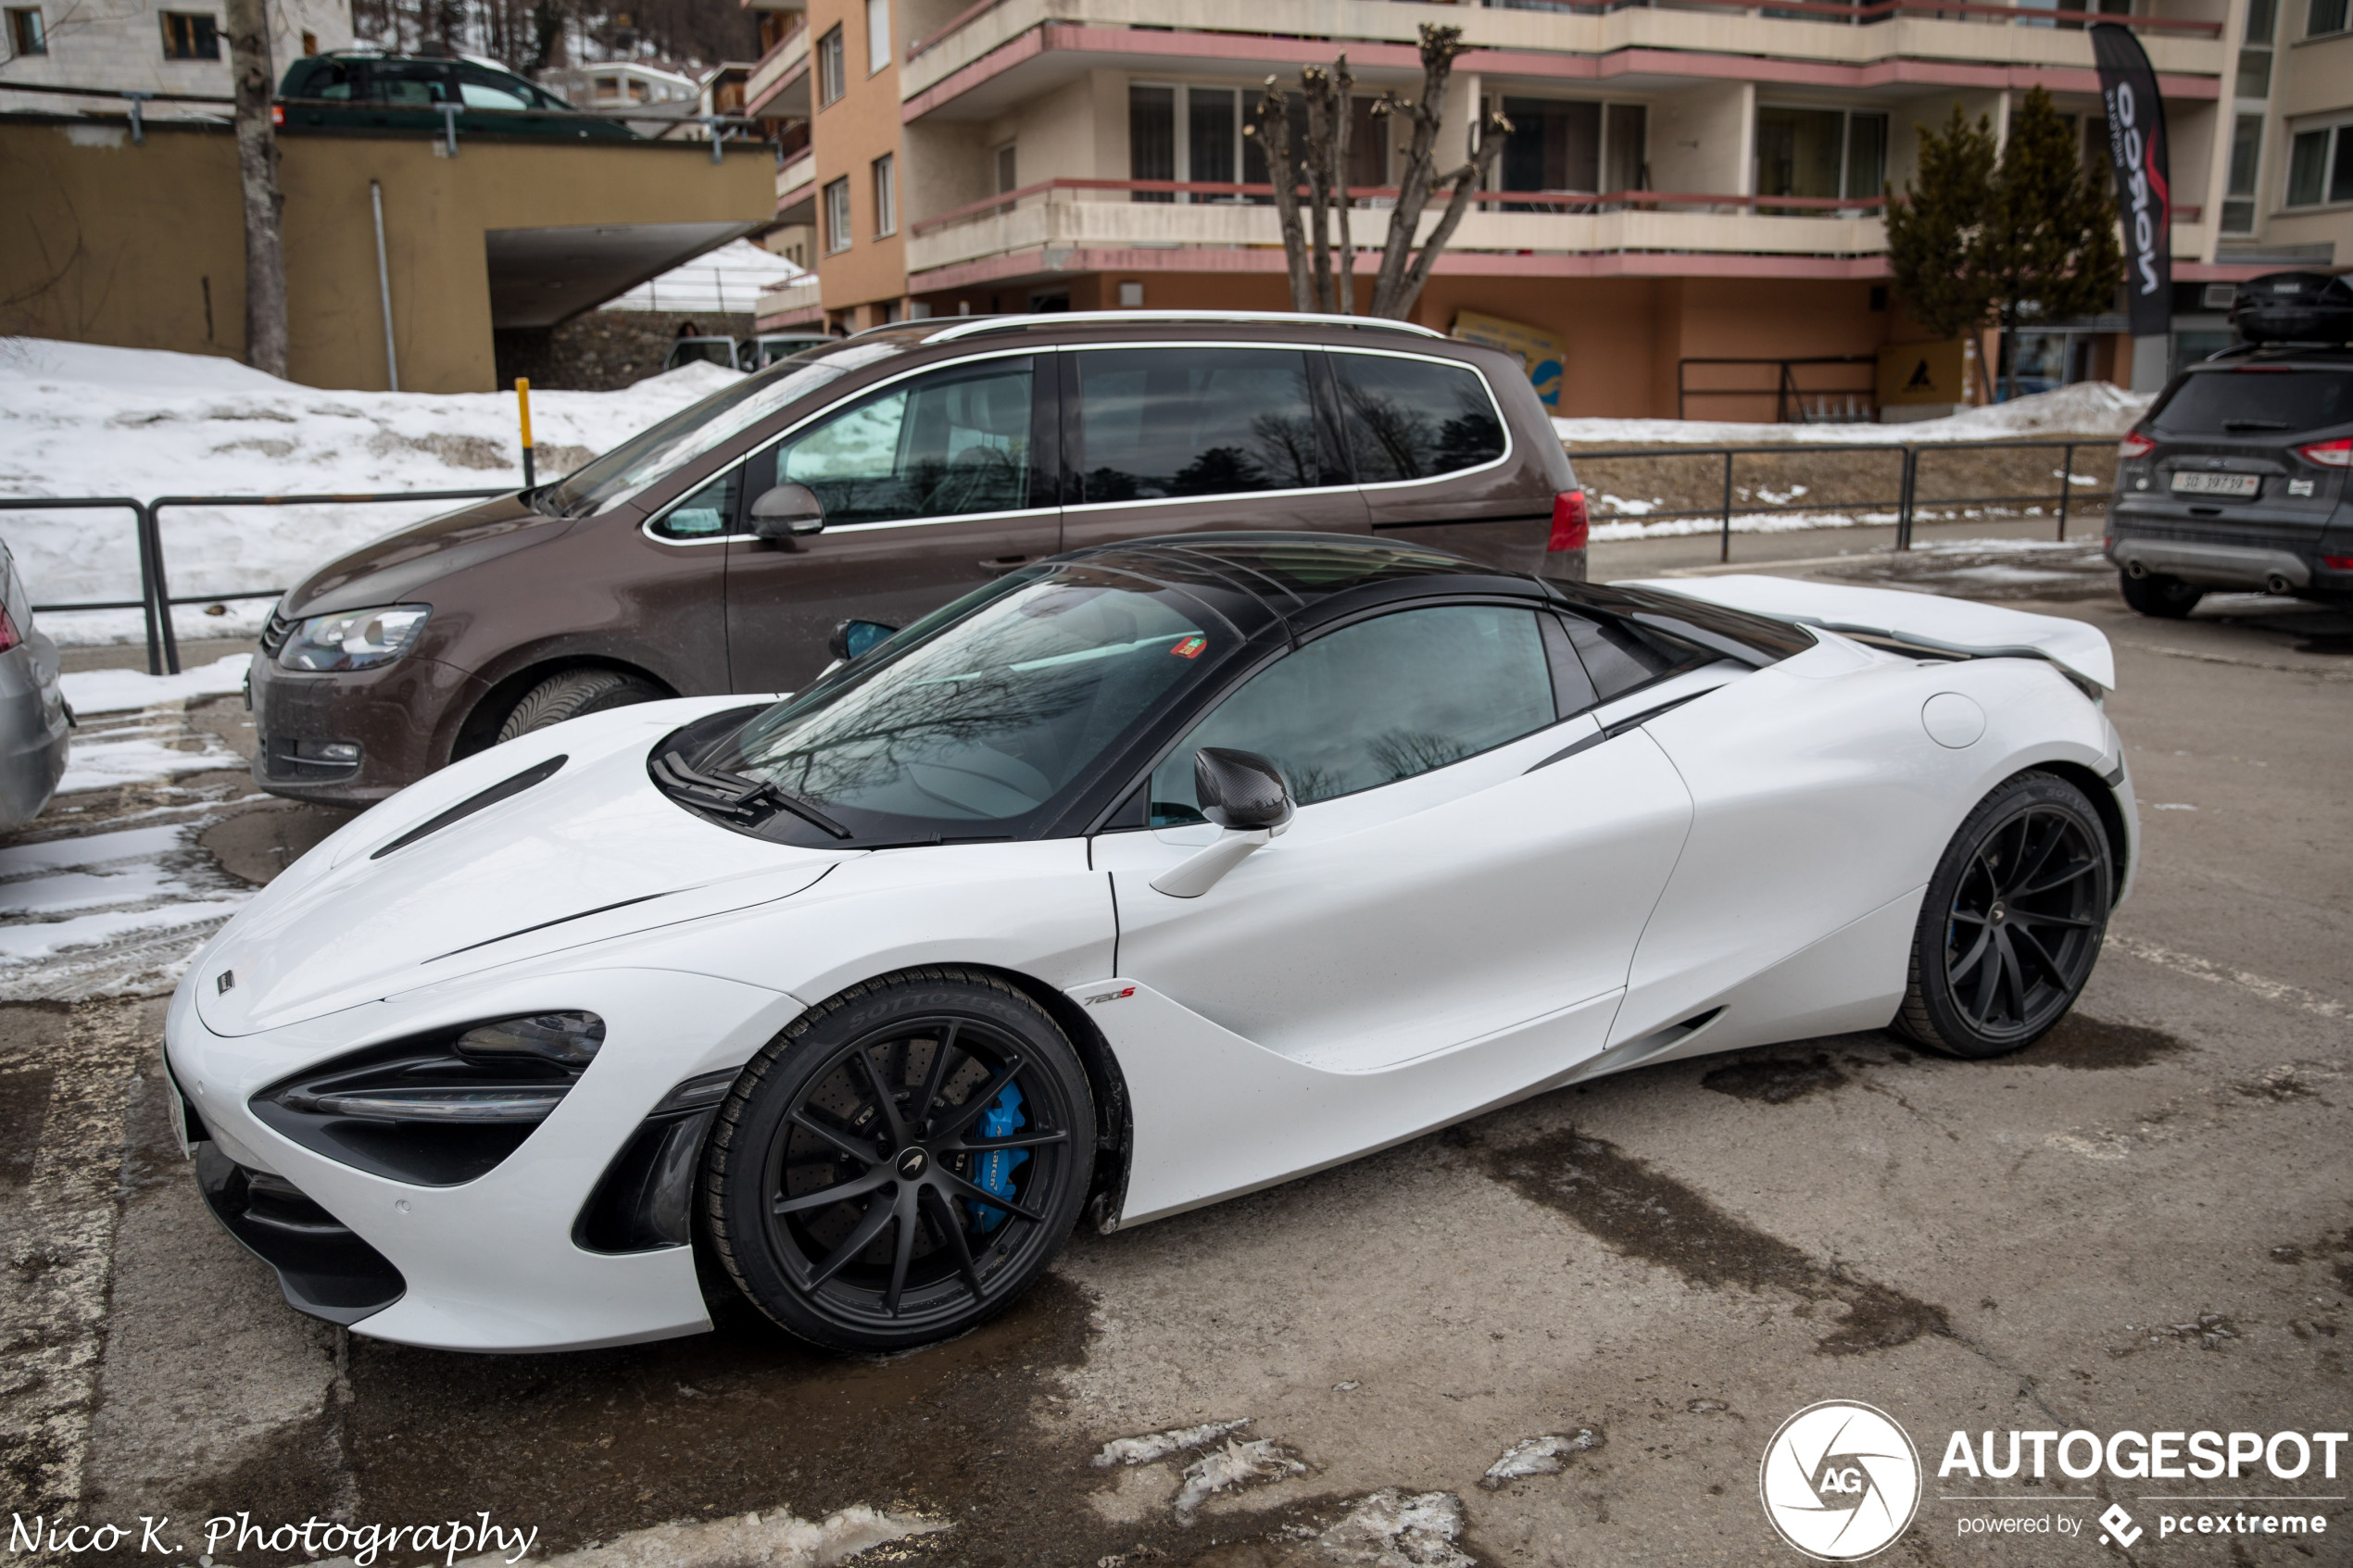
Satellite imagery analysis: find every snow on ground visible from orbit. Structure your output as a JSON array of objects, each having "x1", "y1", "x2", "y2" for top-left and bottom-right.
[
  {"x1": 0, "y1": 815, "x2": 252, "y2": 1002},
  {"x1": 62, "y1": 652, "x2": 250, "y2": 715},
  {"x1": 56, "y1": 655, "x2": 251, "y2": 793},
  {"x1": 0, "y1": 339, "x2": 741, "y2": 644},
  {"x1": 599, "y1": 237, "x2": 811, "y2": 316},
  {"x1": 1555, "y1": 382, "x2": 2153, "y2": 447}
]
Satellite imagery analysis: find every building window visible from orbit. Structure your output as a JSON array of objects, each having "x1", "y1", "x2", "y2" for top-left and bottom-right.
[
  {"x1": 2223, "y1": 113, "x2": 2263, "y2": 232},
  {"x1": 2284, "y1": 122, "x2": 2353, "y2": 206},
  {"x1": 2237, "y1": 0, "x2": 2275, "y2": 98},
  {"x1": 6, "y1": 6, "x2": 45, "y2": 55},
  {"x1": 873, "y1": 152, "x2": 896, "y2": 236},
  {"x1": 1127, "y1": 82, "x2": 1387, "y2": 206},
  {"x1": 1755, "y1": 106, "x2": 1888, "y2": 207},
  {"x1": 2309, "y1": 0, "x2": 2347, "y2": 35},
  {"x1": 160, "y1": 10, "x2": 220, "y2": 59},
  {"x1": 817, "y1": 24, "x2": 845, "y2": 106},
  {"x1": 995, "y1": 142, "x2": 1018, "y2": 194},
  {"x1": 1497, "y1": 98, "x2": 1648, "y2": 204},
  {"x1": 824, "y1": 175, "x2": 852, "y2": 252},
  {"x1": 865, "y1": 0, "x2": 888, "y2": 75}
]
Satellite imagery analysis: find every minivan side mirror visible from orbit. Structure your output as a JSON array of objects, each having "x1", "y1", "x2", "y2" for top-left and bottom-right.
[
  {"x1": 827, "y1": 618, "x2": 898, "y2": 662},
  {"x1": 1150, "y1": 748, "x2": 1294, "y2": 898},
  {"x1": 749, "y1": 483, "x2": 825, "y2": 539}
]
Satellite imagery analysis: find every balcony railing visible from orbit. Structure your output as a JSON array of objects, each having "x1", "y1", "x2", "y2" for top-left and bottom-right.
[{"x1": 905, "y1": 0, "x2": 2216, "y2": 64}]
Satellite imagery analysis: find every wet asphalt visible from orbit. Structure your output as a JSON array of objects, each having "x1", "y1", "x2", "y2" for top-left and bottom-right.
[{"x1": 2, "y1": 537, "x2": 2348, "y2": 1567}]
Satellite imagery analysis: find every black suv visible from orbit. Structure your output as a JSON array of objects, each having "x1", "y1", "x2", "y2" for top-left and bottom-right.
[
  {"x1": 2107, "y1": 273, "x2": 2353, "y2": 616},
  {"x1": 275, "y1": 53, "x2": 636, "y2": 141}
]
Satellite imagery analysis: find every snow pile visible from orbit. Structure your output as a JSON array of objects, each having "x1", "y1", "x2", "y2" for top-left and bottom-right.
[
  {"x1": 1478, "y1": 1428, "x2": 1603, "y2": 1489},
  {"x1": 62, "y1": 652, "x2": 251, "y2": 716},
  {"x1": 600, "y1": 237, "x2": 812, "y2": 316},
  {"x1": 55, "y1": 655, "x2": 253, "y2": 793},
  {"x1": 443, "y1": 1503, "x2": 949, "y2": 1568},
  {"x1": 0, "y1": 339, "x2": 742, "y2": 644},
  {"x1": 1312, "y1": 1489, "x2": 1475, "y2": 1568},
  {"x1": 1093, "y1": 1419, "x2": 1253, "y2": 1468},
  {"x1": 1171, "y1": 1436, "x2": 1307, "y2": 1524},
  {"x1": 1555, "y1": 382, "x2": 2153, "y2": 448}
]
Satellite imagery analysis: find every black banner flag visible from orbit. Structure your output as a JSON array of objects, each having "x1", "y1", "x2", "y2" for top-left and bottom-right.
[{"x1": 2091, "y1": 22, "x2": 2172, "y2": 339}]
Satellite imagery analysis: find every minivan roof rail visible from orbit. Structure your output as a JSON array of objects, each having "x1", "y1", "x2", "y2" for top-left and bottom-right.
[{"x1": 920, "y1": 310, "x2": 1446, "y2": 345}]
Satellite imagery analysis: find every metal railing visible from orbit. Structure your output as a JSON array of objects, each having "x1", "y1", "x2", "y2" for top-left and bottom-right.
[
  {"x1": 8, "y1": 488, "x2": 508, "y2": 676},
  {"x1": 7, "y1": 442, "x2": 2112, "y2": 675},
  {"x1": 1677, "y1": 356, "x2": 1881, "y2": 422},
  {"x1": 1555, "y1": 437, "x2": 2114, "y2": 562}
]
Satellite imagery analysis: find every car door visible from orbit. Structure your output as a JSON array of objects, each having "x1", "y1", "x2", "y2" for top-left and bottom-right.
[
  {"x1": 1332, "y1": 348, "x2": 1554, "y2": 576},
  {"x1": 1057, "y1": 345, "x2": 1369, "y2": 552},
  {"x1": 723, "y1": 352, "x2": 1062, "y2": 692},
  {"x1": 1089, "y1": 600, "x2": 1694, "y2": 1075}
]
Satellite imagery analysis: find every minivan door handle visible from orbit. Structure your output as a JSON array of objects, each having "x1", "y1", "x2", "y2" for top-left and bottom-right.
[{"x1": 978, "y1": 556, "x2": 1029, "y2": 575}]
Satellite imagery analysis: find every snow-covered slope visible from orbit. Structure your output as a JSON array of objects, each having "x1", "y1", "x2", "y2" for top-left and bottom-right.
[
  {"x1": 0, "y1": 339, "x2": 742, "y2": 643},
  {"x1": 1554, "y1": 382, "x2": 2154, "y2": 448}
]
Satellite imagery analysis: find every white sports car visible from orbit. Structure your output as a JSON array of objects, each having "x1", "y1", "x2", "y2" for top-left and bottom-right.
[{"x1": 167, "y1": 534, "x2": 2133, "y2": 1354}]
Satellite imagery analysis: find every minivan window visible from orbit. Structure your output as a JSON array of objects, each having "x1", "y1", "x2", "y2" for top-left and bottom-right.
[
  {"x1": 1332, "y1": 353, "x2": 1506, "y2": 483},
  {"x1": 653, "y1": 468, "x2": 738, "y2": 539},
  {"x1": 1074, "y1": 347, "x2": 1340, "y2": 503},
  {"x1": 1148, "y1": 603, "x2": 1555, "y2": 824},
  {"x1": 2149, "y1": 368, "x2": 2353, "y2": 434},
  {"x1": 545, "y1": 340, "x2": 900, "y2": 518},
  {"x1": 748, "y1": 357, "x2": 1036, "y2": 525}
]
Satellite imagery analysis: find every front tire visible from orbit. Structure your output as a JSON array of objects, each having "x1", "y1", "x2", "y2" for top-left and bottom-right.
[
  {"x1": 2118, "y1": 570, "x2": 2203, "y2": 619},
  {"x1": 1894, "y1": 771, "x2": 2112, "y2": 1059},
  {"x1": 495, "y1": 668, "x2": 661, "y2": 742},
  {"x1": 703, "y1": 968, "x2": 1096, "y2": 1352}
]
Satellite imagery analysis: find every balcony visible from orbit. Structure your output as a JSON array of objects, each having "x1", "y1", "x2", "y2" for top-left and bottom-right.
[
  {"x1": 905, "y1": 177, "x2": 2214, "y2": 287},
  {"x1": 745, "y1": 18, "x2": 812, "y2": 119},
  {"x1": 901, "y1": 0, "x2": 2222, "y2": 120}
]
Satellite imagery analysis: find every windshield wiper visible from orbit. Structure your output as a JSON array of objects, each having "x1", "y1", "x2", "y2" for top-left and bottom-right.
[
  {"x1": 653, "y1": 750, "x2": 852, "y2": 839},
  {"x1": 2222, "y1": 419, "x2": 2292, "y2": 431}
]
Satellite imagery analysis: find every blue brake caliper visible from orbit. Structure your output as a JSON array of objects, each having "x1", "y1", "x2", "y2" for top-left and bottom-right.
[{"x1": 971, "y1": 1083, "x2": 1028, "y2": 1232}]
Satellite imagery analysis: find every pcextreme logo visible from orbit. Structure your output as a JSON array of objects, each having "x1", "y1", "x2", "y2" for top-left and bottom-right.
[{"x1": 1759, "y1": 1401, "x2": 1923, "y2": 1562}]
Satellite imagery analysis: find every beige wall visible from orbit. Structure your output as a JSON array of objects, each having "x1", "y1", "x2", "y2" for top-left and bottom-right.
[
  {"x1": 1650, "y1": 82, "x2": 1754, "y2": 196},
  {"x1": 0, "y1": 119, "x2": 774, "y2": 391}
]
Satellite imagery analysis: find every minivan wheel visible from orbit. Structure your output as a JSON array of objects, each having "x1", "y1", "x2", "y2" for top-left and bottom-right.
[
  {"x1": 495, "y1": 669, "x2": 662, "y2": 742},
  {"x1": 2117, "y1": 570, "x2": 2203, "y2": 619}
]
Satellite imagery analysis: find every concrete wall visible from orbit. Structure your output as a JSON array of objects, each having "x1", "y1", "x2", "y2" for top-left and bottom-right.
[{"x1": 0, "y1": 117, "x2": 775, "y2": 391}]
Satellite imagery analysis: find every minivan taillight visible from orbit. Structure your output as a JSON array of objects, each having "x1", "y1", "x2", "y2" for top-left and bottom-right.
[
  {"x1": 2118, "y1": 432, "x2": 2155, "y2": 459},
  {"x1": 2296, "y1": 437, "x2": 2352, "y2": 469},
  {"x1": 1549, "y1": 490, "x2": 1590, "y2": 552},
  {"x1": 0, "y1": 606, "x2": 18, "y2": 655},
  {"x1": 271, "y1": 103, "x2": 284, "y2": 127}
]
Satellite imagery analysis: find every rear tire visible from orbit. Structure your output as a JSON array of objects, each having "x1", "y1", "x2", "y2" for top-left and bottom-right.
[
  {"x1": 495, "y1": 669, "x2": 661, "y2": 742},
  {"x1": 2118, "y1": 570, "x2": 2203, "y2": 619},
  {"x1": 1894, "y1": 771, "x2": 2112, "y2": 1060}
]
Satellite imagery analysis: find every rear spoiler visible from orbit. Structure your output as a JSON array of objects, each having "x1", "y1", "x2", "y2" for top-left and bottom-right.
[{"x1": 1617, "y1": 575, "x2": 2116, "y2": 692}]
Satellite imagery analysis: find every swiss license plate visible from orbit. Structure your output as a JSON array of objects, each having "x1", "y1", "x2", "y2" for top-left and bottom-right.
[{"x1": 2171, "y1": 470, "x2": 2261, "y2": 497}]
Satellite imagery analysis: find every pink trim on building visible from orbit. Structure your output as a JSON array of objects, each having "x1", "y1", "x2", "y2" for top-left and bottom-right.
[
  {"x1": 902, "y1": 24, "x2": 2219, "y2": 122},
  {"x1": 908, "y1": 245, "x2": 1894, "y2": 294}
]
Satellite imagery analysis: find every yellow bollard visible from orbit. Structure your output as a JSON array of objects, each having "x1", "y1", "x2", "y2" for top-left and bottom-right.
[{"x1": 515, "y1": 377, "x2": 535, "y2": 488}]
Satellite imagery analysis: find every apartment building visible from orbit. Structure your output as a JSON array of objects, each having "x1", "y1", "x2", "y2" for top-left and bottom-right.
[
  {"x1": 0, "y1": 0, "x2": 349, "y2": 115},
  {"x1": 731, "y1": 0, "x2": 2352, "y2": 418}
]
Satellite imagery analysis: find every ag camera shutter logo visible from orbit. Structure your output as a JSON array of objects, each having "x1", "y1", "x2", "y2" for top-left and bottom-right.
[{"x1": 1760, "y1": 1400, "x2": 1922, "y2": 1561}]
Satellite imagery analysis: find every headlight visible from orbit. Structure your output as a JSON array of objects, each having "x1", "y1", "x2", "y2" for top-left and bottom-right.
[{"x1": 278, "y1": 605, "x2": 431, "y2": 671}]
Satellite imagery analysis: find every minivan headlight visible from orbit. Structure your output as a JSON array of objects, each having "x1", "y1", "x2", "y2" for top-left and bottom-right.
[{"x1": 278, "y1": 605, "x2": 431, "y2": 671}]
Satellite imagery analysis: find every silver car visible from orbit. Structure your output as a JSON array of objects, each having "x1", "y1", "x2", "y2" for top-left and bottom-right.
[{"x1": 0, "y1": 539, "x2": 69, "y2": 831}]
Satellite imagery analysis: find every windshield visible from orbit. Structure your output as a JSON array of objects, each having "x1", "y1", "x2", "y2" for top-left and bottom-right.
[
  {"x1": 2151, "y1": 368, "x2": 2353, "y2": 435},
  {"x1": 688, "y1": 567, "x2": 1234, "y2": 843},
  {"x1": 542, "y1": 339, "x2": 903, "y2": 517}
]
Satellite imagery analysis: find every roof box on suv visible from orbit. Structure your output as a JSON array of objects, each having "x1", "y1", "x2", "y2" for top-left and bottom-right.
[{"x1": 2230, "y1": 271, "x2": 2353, "y2": 345}]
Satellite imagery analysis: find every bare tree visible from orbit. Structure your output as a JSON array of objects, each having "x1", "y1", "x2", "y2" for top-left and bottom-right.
[{"x1": 223, "y1": 0, "x2": 288, "y2": 377}]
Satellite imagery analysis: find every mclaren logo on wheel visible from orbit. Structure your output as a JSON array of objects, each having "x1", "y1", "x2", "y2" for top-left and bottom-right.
[{"x1": 1760, "y1": 1400, "x2": 1922, "y2": 1561}]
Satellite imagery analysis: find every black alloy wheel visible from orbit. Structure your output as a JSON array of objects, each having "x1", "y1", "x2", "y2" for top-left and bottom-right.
[
  {"x1": 704, "y1": 968, "x2": 1095, "y2": 1351},
  {"x1": 1896, "y1": 771, "x2": 2112, "y2": 1059}
]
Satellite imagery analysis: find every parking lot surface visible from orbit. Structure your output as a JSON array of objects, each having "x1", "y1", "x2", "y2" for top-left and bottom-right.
[{"x1": 3, "y1": 539, "x2": 2347, "y2": 1567}]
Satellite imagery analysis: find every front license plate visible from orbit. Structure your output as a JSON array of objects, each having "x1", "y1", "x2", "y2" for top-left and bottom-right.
[{"x1": 2171, "y1": 470, "x2": 2261, "y2": 497}]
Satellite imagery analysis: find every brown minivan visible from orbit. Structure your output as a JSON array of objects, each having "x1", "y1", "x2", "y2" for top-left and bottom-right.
[{"x1": 251, "y1": 311, "x2": 1589, "y2": 806}]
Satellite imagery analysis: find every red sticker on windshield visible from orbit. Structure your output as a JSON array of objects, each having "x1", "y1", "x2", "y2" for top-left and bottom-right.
[{"x1": 1170, "y1": 636, "x2": 1207, "y2": 659}]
